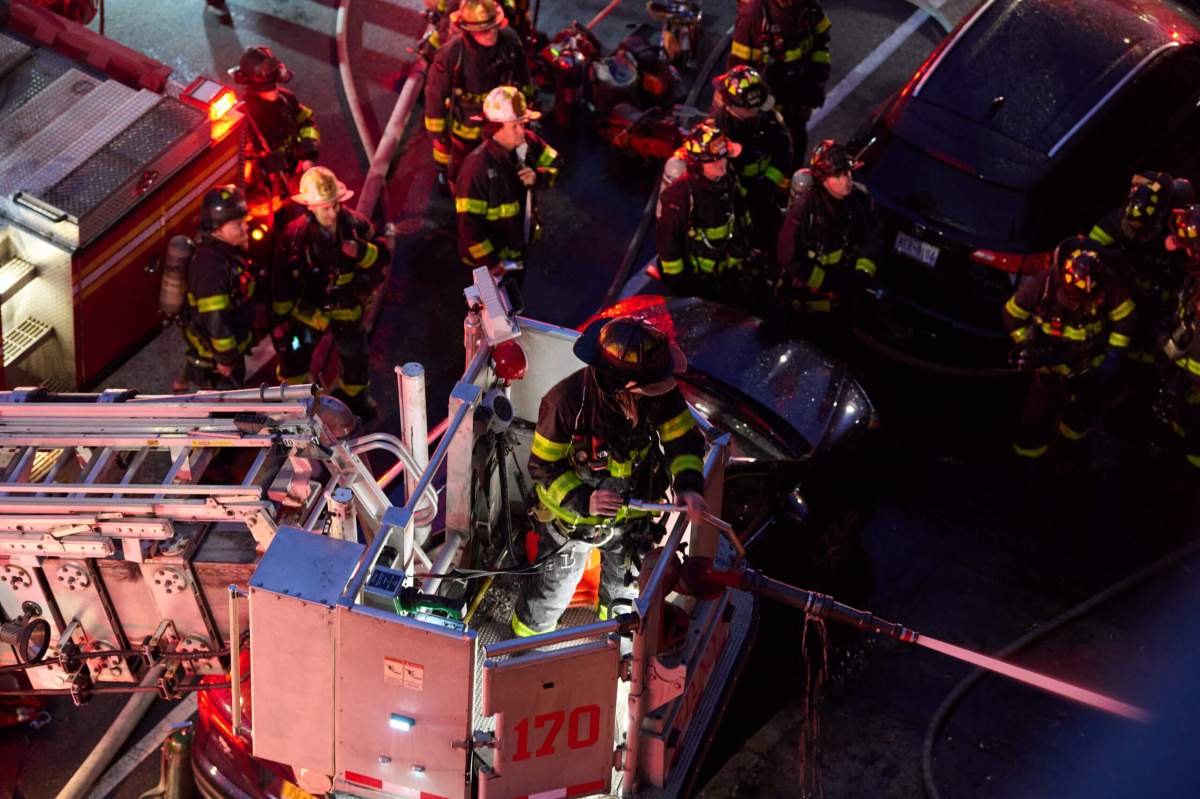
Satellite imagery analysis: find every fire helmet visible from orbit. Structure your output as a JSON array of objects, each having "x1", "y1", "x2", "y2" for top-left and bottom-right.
[
  {"x1": 810, "y1": 140, "x2": 859, "y2": 181},
  {"x1": 200, "y1": 185, "x2": 247, "y2": 232},
  {"x1": 1173, "y1": 177, "x2": 1196, "y2": 206},
  {"x1": 1172, "y1": 205, "x2": 1200, "y2": 258},
  {"x1": 291, "y1": 166, "x2": 354, "y2": 208},
  {"x1": 683, "y1": 120, "x2": 742, "y2": 163},
  {"x1": 481, "y1": 86, "x2": 541, "y2": 124},
  {"x1": 1053, "y1": 236, "x2": 1105, "y2": 303},
  {"x1": 573, "y1": 317, "x2": 688, "y2": 396},
  {"x1": 229, "y1": 46, "x2": 293, "y2": 87},
  {"x1": 452, "y1": 0, "x2": 507, "y2": 33},
  {"x1": 1122, "y1": 171, "x2": 1173, "y2": 232},
  {"x1": 713, "y1": 66, "x2": 770, "y2": 110}
]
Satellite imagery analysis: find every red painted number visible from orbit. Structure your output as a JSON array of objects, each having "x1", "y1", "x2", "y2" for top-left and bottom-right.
[{"x1": 511, "y1": 704, "x2": 602, "y2": 762}]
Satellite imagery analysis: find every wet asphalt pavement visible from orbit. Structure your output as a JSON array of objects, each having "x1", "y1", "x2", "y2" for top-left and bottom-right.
[{"x1": 4, "y1": 1, "x2": 1200, "y2": 797}]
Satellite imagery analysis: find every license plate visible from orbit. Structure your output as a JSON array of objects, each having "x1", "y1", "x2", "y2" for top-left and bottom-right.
[
  {"x1": 282, "y1": 781, "x2": 318, "y2": 799},
  {"x1": 894, "y1": 231, "x2": 940, "y2": 268}
]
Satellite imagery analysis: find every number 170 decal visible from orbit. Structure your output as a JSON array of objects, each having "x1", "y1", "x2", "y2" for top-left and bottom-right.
[{"x1": 511, "y1": 704, "x2": 602, "y2": 762}]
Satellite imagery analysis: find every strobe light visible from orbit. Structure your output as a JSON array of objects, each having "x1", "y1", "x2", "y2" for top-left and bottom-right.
[{"x1": 0, "y1": 601, "x2": 51, "y2": 664}]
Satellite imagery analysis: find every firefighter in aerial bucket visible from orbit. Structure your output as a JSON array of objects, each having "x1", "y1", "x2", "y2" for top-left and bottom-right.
[{"x1": 512, "y1": 317, "x2": 707, "y2": 638}]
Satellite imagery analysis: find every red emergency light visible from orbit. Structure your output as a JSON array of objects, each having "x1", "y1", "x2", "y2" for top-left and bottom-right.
[{"x1": 180, "y1": 76, "x2": 240, "y2": 139}]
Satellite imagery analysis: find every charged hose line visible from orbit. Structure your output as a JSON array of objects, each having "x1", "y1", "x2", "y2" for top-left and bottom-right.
[
  {"x1": 602, "y1": 27, "x2": 737, "y2": 305},
  {"x1": 921, "y1": 536, "x2": 1200, "y2": 799}
]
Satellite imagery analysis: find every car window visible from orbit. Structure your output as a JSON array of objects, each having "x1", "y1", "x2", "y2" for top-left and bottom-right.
[{"x1": 677, "y1": 380, "x2": 804, "y2": 461}]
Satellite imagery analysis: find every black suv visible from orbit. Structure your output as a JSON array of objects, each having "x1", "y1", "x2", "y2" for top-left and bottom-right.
[{"x1": 852, "y1": 0, "x2": 1200, "y2": 366}]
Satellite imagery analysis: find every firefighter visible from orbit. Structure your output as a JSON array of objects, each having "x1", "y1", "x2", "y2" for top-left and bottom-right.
[
  {"x1": 656, "y1": 120, "x2": 758, "y2": 306},
  {"x1": 455, "y1": 86, "x2": 561, "y2": 285},
  {"x1": 1158, "y1": 206, "x2": 1200, "y2": 468},
  {"x1": 230, "y1": 47, "x2": 320, "y2": 188},
  {"x1": 711, "y1": 65, "x2": 793, "y2": 254},
  {"x1": 1087, "y1": 172, "x2": 1193, "y2": 370},
  {"x1": 776, "y1": 139, "x2": 881, "y2": 326},
  {"x1": 512, "y1": 317, "x2": 707, "y2": 638},
  {"x1": 182, "y1": 187, "x2": 256, "y2": 390},
  {"x1": 1002, "y1": 237, "x2": 1135, "y2": 459},
  {"x1": 205, "y1": 0, "x2": 232, "y2": 25},
  {"x1": 271, "y1": 167, "x2": 388, "y2": 419},
  {"x1": 424, "y1": 0, "x2": 535, "y2": 183},
  {"x1": 421, "y1": 0, "x2": 531, "y2": 59},
  {"x1": 729, "y1": 0, "x2": 831, "y2": 166}
]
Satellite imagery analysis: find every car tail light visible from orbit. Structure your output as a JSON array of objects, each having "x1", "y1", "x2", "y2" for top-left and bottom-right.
[{"x1": 970, "y1": 249, "x2": 1051, "y2": 275}]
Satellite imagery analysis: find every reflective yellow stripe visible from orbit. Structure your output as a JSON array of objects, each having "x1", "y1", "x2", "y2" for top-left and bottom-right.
[
  {"x1": 806, "y1": 265, "x2": 826, "y2": 291},
  {"x1": 537, "y1": 146, "x2": 558, "y2": 167},
  {"x1": 277, "y1": 368, "x2": 313, "y2": 385},
  {"x1": 487, "y1": 202, "x2": 521, "y2": 220},
  {"x1": 210, "y1": 334, "x2": 238, "y2": 353},
  {"x1": 543, "y1": 471, "x2": 584, "y2": 507},
  {"x1": 296, "y1": 106, "x2": 314, "y2": 123},
  {"x1": 1005, "y1": 296, "x2": 1030, "y2": 320},
  {"x1": 661, "y1": 257, "x2": 685, "y2": 275},
  {"x1": 456, "y1": 197, "x2": 488, "y2": 214},
  {"x1": 195, "y1": 294, "x2": 231, "y2": 313},
  {"x1": 597, "y1": 604, "x2": 609, "y2": 621},
  {"x1": 433, "y1": 147, "x2": 451, "y2": 165},
  {"x1": 817, "y1": 249, "x2": 843, "y2": 265},
  {"x1": 669, "y1": 454, "x2": 703, "y2": 476},
  {"x1": 511, "y1": 613, "x2": 551, "y2": 637},
  {"x1": 330, "y1": 305, "x2": 363, "y2": 322},
  {"x1": 1109, "y1": 299, "x2": 1135, "y2": 322},
  {"x1": 810, "y1": 50, "x2": 831, "y2": 65},
  {"x1": 469, "y1": 240, "x2": 495, "y2": 259},
  {"x1": 1179, "y1": 358, "x2": 1200, "y2": 376},
  {"x1": 608, "y1": 444, "x2": 651, "y2": 478},
  {"x1": 531, "y1": 432, "x2": 571, "y2": 462},
  {"x1": 1013, "y1": 443, "x2": 1048, "y2": 459},
  {"x1": 855, "y1": 257, "x2": 877, "y2": 278},
  {"x1": 1188, "y1": 454, "x2": 1200, "y2": 469},
  {"x1": 731, "y1": 40, "x2": 753, "y2": 59},
  {"x1": 816, "y1": 15, "x2": 831, "y2": 34},
  {"x1": 1108, "y1": 332, "x2": 1130, "y2": 348},
  {"x1": 1057, "y1": 421, "x2": 1088, "y2": 441},
  {"x1": 272, "y1": 299, "x2": 295, "y2": 316},
  {"x1": 337, "y1": 380, "x2": 368, "y2": 396},
  {"x1": 298, "y1": 126, "x2": 319, "y2": 141},
  {"x1": 291, "y1": 305, "x2": 330, "y2": 331},
  {"x1": 1088, "y1": 225, "x2": 1115, "y2": 246},
  {"x1": 1011, "y1": 326, "x2": 1032, "y2": 343},
  {"x1": 451, "y1": 119, "x2": 482, "y2": 139},
  {"x1": 741, "y1": 157, "x2": 768, "y2": 177},
  {"x1": 658, "y1": 409, "x2": 696, "y2": 442},
  {"x1": 425, "y1": 116, "x2": 446, "y2": 133},
  {"x1": 764, "y1": 165, "x2": 788, "y2": 189},
  {"x1": 806, "y1": 299, "x2": 832, "y2": 312},
  {"x1": 184, "y1": 329, "x2": 212, "y2": 357},
  {"x1": 358, "y1": 242, "x2": 379, "y2": 269},
  {"x1": 335, "y1": 272, "x2": 355, "y2": 286},
  {"x1": 783, "y1": 46, "x2": 808, "y2": 62}
]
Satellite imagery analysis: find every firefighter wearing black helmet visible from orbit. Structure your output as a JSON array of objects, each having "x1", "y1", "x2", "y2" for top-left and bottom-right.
[
  {"x1": 656, "y1": 120, "x2": 756, "y2": 305},
  {"x1": 711, "y1": 65, "x2": 793, "y2": 255},
  {"x1": 230, "y1": 47, "x2": 320, "y2": 183},
  {"x1": 1156, "y1": 205, "x2": 1200, "y2": 469},
  {"x1": 777, "y1": 139, "x2": 882, "y2": 322},
  {"x1": 182, "y1": 187, "x2": 256, "y2": 390},
  {"x1": 272, "y1": 167, "x2": 389, "y2": 420},
  {"x1": 1088, "y1": 171, "x2": 1195, "y2": 368},
  {"x1": 730, "y1": 0, "x2": 831, "y2": 165},
  {"x1": 424, "y1": 0, "x2": 535, "y2": 183},
  {"x1": 512, "y1": 316, "x2": 708, "y2": 638},
  {"x1": 1002, "y1": 237, "x2": 1136, "y2": 459}
]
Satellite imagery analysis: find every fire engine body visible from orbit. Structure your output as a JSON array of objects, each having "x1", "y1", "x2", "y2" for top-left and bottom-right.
[
  {"x1": 0, "y1": 275, "x2": 754, "y2": 799},
  {"x1": 0, "y1": 1, "x2": 244, "y2": 390}
]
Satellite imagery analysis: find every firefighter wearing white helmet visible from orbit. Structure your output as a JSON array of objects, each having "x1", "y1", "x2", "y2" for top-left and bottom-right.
[
  {"x1": 455, "y1": 86, "x2": 562, "y2": 286},
  {"x1": 270, "y1": 166, "x2": 389, "y2": 420},
  {"x1": 424, "y1": 0, "x2": 534, "y2": 183}
]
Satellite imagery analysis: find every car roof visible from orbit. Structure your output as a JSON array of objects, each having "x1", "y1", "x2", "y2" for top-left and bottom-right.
[{"x1": 912, "y1": 0, "x2": 1200, "y2": 160}]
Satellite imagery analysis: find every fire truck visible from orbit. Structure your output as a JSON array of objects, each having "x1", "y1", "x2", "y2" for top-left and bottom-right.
[{"x1": 0, "y1": 0, "x2": 245, "y2": 390}]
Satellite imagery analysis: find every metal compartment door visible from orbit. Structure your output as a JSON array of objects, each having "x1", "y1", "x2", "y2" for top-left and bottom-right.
[
  {"x1": 335, "y1": 605, "x2": 476, "y2": 799},
  {"x1": 481, "y1": 640, "x2": 620, "y2": 799}
]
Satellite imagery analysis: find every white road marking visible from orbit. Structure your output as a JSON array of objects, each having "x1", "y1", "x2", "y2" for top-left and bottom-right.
[
  {"x1": 809, "y1": 0, "x2": 947, "y2": 130},
  {"x1": 84, "y1": 695, "x2": 198, "y2": 799}
]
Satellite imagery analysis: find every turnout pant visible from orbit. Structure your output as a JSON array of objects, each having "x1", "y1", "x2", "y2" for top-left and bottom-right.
[
  {"x1": 274, "y1": 313, "x2": 370, "y2": 397},
  {"x1": 1014, "y1": 369, "x2": 1104, "y2": 458},
  {"x1": 512, "y1": 521, "x2": 641, "y2": 637}
]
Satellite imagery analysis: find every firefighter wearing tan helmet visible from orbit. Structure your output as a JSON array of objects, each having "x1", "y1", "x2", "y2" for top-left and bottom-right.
[
  {"x1": 512, "y1": 316, "x2": 707, "y2": 638},
  {"x1": 270, "y1": 167, "x2": 389, "y2": 420},
  {"x1": 424, "y1": 0, "x2": 535, "y2": 184},
  {"x1": 455, "y1": 86, "x2": 562, "y2": 287}
]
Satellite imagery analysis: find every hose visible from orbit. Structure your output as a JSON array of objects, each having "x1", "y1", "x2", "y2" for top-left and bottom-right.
[
  {"x1": 921, "y1": 536, "x2": 1200, "y2": 799},
  {"x1": 602, "y1": 26, "x2": 736, "y2": 305},
  {"x1": 54, "y1": 663, "x2": 168, "y2": 799}
]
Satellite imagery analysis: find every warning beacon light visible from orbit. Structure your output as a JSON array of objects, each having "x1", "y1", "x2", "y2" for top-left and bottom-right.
[{"x1": 181, "y1": 76, "x2": 240, "y2": 138}]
